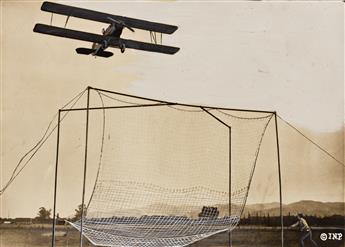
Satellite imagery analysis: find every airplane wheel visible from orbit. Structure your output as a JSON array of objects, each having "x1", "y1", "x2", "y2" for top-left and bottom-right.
[
  {"x1": 102, "y1": 40, "x2": 108, "y2": 49},
  {"x1": 121, "y1": 44, "x2": 126, "y2": 53}
]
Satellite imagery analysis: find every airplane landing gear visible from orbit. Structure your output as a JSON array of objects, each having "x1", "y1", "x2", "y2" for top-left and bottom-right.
[
  {"x1": 120, "y1": 43, "x2": 126, "y2": 53},
  {"x1": 101, "y1": 40, "x2": 109, "y2": 49}
]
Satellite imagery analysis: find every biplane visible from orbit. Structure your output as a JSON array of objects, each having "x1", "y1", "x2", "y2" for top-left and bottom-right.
[{"x1": 33, "y1": 2, "x2": 180, "y2": 57}]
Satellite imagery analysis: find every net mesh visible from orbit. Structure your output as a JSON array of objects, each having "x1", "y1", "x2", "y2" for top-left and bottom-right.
[{"x1": 69, "y1": 90, "x2": 273, "y2": 247}]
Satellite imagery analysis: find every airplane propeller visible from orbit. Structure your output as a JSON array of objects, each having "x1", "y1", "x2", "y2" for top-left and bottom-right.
[{"x1": 107, "y1": 17, "x2": 135, "y2": 32}]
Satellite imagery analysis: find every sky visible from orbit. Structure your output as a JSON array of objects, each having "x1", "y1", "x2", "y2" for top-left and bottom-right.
[{"x1": 0, "y1": 0, "x2": 344, "y2": 218}]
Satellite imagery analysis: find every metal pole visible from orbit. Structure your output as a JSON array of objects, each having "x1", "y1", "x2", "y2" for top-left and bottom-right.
[
  {"x1": 229, "y1": 127, "x2": 232, "y2": 247},
  {"x1": 80, "y1": 87, "x2": 90, "y2": 247},
  {"x1": 51, "y1": 110, "x2": 61, "y2": 247},
  {"x1": 59, "y1": 103, "x2": 175, "y2": 112},
  {"x1": 91, "y1": 87, "x2": 275, "y2": 114},
  {"x1": 274, "y1": 113, "x2": 284, "y2": 247}
]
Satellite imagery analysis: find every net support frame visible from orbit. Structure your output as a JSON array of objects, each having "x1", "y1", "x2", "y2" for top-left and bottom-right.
[
  {"x1": 51, "y1": 86, "x2": 284, "y2": 247},
  {"x1": 274, "y1": 112, "x2": 284, "y2": 247},
  {"x1": 80, "y1": 87, "x2": 90, "y2": 247},
  {"x1": 229, "y1": 127, "x2": 232, "y2": 247},
  {"x1": 51, "y1": 110, "x2": 61, "y2": 247},
  {"x1": 200, "y1": 107, "x2": 233, "y2": 247}
]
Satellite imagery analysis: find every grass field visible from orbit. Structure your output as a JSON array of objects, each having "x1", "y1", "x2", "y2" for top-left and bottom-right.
[{"x1": 0, "y1": 224, "x2": 344, "y2": 247}]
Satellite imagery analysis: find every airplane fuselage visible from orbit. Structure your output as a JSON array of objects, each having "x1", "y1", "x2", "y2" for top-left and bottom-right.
[
  {"x1": 103, "y1": 23, "x2": 123, "y2": 37},
  {"x1": 92, "y1": 23, "x2": 124, "y2": 55}
]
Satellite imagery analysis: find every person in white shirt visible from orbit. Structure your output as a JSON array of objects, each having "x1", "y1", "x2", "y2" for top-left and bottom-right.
[{"x1": 290, "y1": 213, "x2": 318, "y2": 247}]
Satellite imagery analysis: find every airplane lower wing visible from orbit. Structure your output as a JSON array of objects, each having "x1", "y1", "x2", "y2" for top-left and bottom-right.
[
  {"x1": 33, "y1": 24, "x2": 180, "y2": 55},
  {"x1": 34, "y1": 24, "x2": 104, "y2": 44},
  {"x1": 118, "y1": 39, "x2": 180, "y2": 55}
]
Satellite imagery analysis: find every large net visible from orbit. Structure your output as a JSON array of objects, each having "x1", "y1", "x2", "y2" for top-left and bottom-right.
[{"x1": 68, "y1": 89, "x2": 274, "y2": 247}]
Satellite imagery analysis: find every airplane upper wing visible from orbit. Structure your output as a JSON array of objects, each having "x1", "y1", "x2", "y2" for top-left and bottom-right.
[
  {"x1": 41, "y1": 1, "x2": 178, "y2": 34},
  {"x1": 33, "y1": 24, "x2": 180, "y2": 55}
]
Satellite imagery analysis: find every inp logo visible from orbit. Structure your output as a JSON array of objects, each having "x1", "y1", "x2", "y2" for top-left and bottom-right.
[
  {"x1": 320, "y1": 233, "x2": 327, "y2": 241},
  {"x1": 320, "y1": 232, "x2": 343, "y2": 241}
]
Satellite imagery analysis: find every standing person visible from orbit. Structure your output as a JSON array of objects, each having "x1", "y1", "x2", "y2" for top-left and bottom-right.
[{"x1": 290, "y1": 213, "x2": 318, "y2": 247}]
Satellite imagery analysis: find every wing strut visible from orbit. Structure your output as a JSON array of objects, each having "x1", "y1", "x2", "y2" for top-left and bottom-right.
[
  {"x1": 64, "y1": 15, "x2": 70, "y2": 28},
  {"x1": 150, "y1": 31, "x2": 162, "y2": 45}
]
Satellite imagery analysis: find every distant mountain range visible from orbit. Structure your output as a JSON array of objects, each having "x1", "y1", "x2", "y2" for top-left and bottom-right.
[
  {"x1": 88, "y1": 200, "x2": 344, "y2": 219},
  {"x1": 242, "y1": 200, "x2": 345, "y2": 217}
]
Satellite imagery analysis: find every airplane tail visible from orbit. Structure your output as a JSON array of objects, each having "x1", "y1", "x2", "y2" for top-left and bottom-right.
[{"x1": 76, "y1": 48, "x2": 113, "y2": 58}]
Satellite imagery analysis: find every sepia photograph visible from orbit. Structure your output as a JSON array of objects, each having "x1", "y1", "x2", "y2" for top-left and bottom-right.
[{"x1": 0, "y1": 1, "x2": 344, "y2": 247}]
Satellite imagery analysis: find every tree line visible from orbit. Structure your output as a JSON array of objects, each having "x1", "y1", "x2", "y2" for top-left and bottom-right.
[
  {"x1": 0, "y1": 204, "x2": 87, "y2": 224},
  {"x1": 240, "y1": 212, "x2": 345, "y2": 227},
  {"x1": 2, "y1": 205, "x2": 344, "y2": 227}
]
